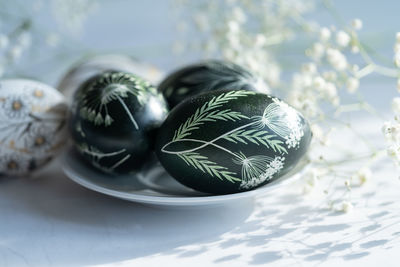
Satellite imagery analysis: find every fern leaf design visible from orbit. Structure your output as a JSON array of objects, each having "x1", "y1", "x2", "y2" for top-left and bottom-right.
[
  {"x1": 173, "y1": 90, "x2": 254, "y2": 141},
  {"x1": 178, "y1": 152, "x2": 241, "y2": 183},
  {"x1": 222, "y1": 129, "x2": 288, "y2": 154}
]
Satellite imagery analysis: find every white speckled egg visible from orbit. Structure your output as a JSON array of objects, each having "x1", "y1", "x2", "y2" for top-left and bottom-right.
[
  {"x1": 0, "y1": 79, "x2": 68, "y2": 176},
  {"x1": 57, "y1": 54, "x2": 164, "y2": 100}
]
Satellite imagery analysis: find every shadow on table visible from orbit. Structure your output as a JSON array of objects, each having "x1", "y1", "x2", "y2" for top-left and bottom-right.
[
  {"x1": 0, "y1": 160, "x2": 254, "y2": 266},
  {"x1": 0, "y1": 159, "x2": 398, "y2": 266},
  {"x1": 156, "y1": 164, "x2": 400, "y2": 265}
]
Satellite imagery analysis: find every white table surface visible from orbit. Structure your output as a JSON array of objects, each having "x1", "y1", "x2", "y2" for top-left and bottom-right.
[{"x1": 0, "y1": 117, "x2": 399, "y2": 267}]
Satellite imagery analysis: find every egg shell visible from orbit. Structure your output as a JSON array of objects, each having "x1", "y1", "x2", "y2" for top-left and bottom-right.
[
  {"x1": 0, "y1": 79, "x2": 68, "y2": 176},
  {"x1": 155, "y1": 90, "x2": 311, "y2": 194},
  {"x1": 158, "y1": 60, "x2": 269, "y2": 109},
  {"x1": 58, "y1": 54, "x2": 164, "y2": 101},
  {"x1": 69, "y1": 71, "x2": 169, "y2": 174}
]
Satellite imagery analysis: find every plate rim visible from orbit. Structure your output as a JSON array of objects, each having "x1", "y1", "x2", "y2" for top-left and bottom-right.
[{"x1": 61, "y1": 149, "x2": 307, "y2": 206}]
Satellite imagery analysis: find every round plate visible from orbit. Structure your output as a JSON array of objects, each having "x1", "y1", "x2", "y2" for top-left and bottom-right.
[{"x1": 61, "y1": 148, "x2": 307, "y2": 208}]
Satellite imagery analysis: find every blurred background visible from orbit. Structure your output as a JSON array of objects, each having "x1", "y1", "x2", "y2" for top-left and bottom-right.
[{"x1": 0, "y1": 0, "x2": 399, "y2": 113}]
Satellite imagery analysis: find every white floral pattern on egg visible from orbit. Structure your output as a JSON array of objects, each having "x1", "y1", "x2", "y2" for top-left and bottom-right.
[{"x1": 0, "y1": 79, "x2": 68, "y2": 176}]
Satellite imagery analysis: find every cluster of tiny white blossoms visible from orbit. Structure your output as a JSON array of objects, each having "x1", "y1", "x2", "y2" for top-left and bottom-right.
[
  {"x1": 381, "y1": 33, "x2": 400, "y2": 166},
  {"x1": 0, "y1": 0, "x2": 96, "y2": 78},
  {"x1": 175, "y1": 0, "x2": 315, "y2": 88},
  {"x1": 288, "y1": 19, "x2": 364, "y2": 122}
]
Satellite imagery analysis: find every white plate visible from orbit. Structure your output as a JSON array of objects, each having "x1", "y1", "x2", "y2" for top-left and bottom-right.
[{"x1": 61, "y1": 148, "x2": 307, "y2": 208}]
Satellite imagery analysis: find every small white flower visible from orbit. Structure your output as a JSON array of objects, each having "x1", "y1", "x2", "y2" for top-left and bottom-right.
[
  {"x1": 322, "y1": 71, "x2": 337, "y2": 81},
  {"x1": 336, "y1": 30, "x2": 351, "y2": 47},
  {"x1": 382, "y1": 121, "x2": 400, "y2": 142},
  {"x1": 305, "y1": 168, "x2": 319, "y2": 186},
  {"x1": 313, "y1": 76, "x2": 326, "y2": 90},
  {"x1": 340, "y1": 201, "x2": 353, "y2": 213},
  {"x1": 346, "y1": 77, "x2": 360, "y2": 93},
  {"x1": 320, "y1": 27, "x2": 331, "y2": 41},
  {"x1": 255, "y1": 34, "x2": 267, "y2": 47},
  {"x1": 326, "y1": 48, "x2": 348, "y2": 71},
  {"x1": 392, "y1": 97, "x2": 400, "y2": 114},
  {"x1": 309, "y1": 42, "x2": 325, "y2": 59},
  {"x1": 396, "y1": 32, "x2": 400, "y2": 43},
  {"x1": 394, "y1": 53, "x2": 400, "y2": 67},
  {"x1": 387, "y1": 145, "x2": 400, "y2": 164},
  {"x1": 351, "y1": 64, "x2": 360, "y2": 73},
  {"x1": 301, "y1": 63, "x2": 317, "y2": 74},
  {"x1": 310, "y1": 123, "x2": 323, "y2": 140},
  {"x1": 394, "y1": 43, "x2": 400, "y2": 53},
  {"x1": 227, "y1": 20, "x2": 240, "y2": 33},
  {"x1": 351, "y1": 45, "x2": 360, "y2": 54},
  {"x1": 324, "y1": 82, "x2": 337, "y2": 99},
  {"x1": 351, "y1": 19, "x2": 363, "y2": 30},
  {"x1": 354, "y1": 167, "x2": 372, "y2": 185}
]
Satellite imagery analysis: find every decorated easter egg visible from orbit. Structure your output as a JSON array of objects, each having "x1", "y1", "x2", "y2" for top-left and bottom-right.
[
  {"x1": 69, "y1": 71, "x2": 169, "y2": 174},
  {"x1": 0, "y1": 79, "x2": 68, "y2": 176},
  {"x1": 158, "y1": 60, "x2": 269, "y2": 108},
  {"x1": 155, "y1": 90, "x2": 311, "y2": 194},
  {"x1": 58, "y1": 54, "x2": 164, "y2": 100}
]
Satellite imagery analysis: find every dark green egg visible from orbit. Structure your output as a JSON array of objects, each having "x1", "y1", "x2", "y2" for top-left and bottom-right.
[
  {"x1": 158, "y1": 60, "x2": 269, "y2": 109},
  {"x1": 155, "y1": 90, "x2": 311, "y2": 194},
  {"x1": 69, "y1": 71, "x2": 169, "y2": 174}
]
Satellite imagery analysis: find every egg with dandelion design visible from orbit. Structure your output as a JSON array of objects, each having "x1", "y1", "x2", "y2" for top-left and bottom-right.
[
  {"x1": 155, "y1": 90, "x2": 311, "y2": 194},
  {"x1": 69, "y1": 71, "x2": 169, "y2": 174},
  {"x1": 158, "y1": 60, "x2": 269, "y2": 109}
]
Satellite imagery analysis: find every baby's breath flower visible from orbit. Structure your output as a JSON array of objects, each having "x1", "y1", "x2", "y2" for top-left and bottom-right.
[
  {"x1": 397, "y1": 79, "x2": 400, "y2": 92},
  {"x1": 387, "y1": 145, "x2": 400, "y2": 164},
  {"x1": 322, "y1": 71, "x2": 337, "y2": 81},
  {"x1": 382, "y1": 121, "x2": 400, "y2": 142},
  {"x1": 308, "y1": 42, "x2": 324, "y2": 59},
  {"x1": 255, "y1": 34, "x2": 267, "y2": 47},
  {"x1": 353, "y1": 167, "x2": 372, "y2": 185},
  {"x1": 227, "y1": 20, "x2": 240, "y2": 33},
  {"x1": 324, "y1": 82, "x2": 338, "y2": 100},
  {"x1": 394, "y1": 53, "x2": 400, "y2": 67},
  {"x1": 344, "y1": 179, "x2": 351, "y2": 189},
  {"x1": 320, "y1": 27, "x2": 331, "y2": 41},
  {"x1": 336, "y1": 30, "x2": 351, "y2": 47},
  {"x1": 301, "y1": 62, "x2": 317, "y2": 74},
  {"x1": 351, "y1": 19, "x2": 363, "y2": 30},
  {"x1": 351, "y1": 45, "x2": 360, "y2": 54},
  {"x1": 326, "y1": 48, "x2": 348, "y2": 71},
  {"x1": 313, "y1": 76, "x2": 326, "y2": 90},
  {"x1": 392, "y1": 97, "x2": 400, "y2": 114},
  {"x1": 346, "y1": 77, "x2": 360, "y2": 93},
  {"x1": 340, "y1": 201, "x2": 353, "y2": 213}
]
